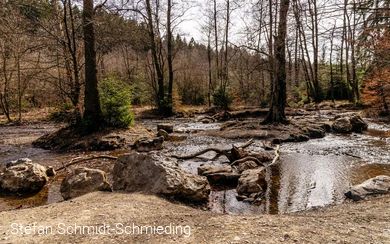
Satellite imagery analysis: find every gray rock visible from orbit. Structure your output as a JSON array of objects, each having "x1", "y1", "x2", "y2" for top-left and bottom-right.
[
  {"x1": 157, "y1": 129, "x2": 170, "y2": 141},
  {"x1": 350, "y1": 114, "x2": 368, "y2": 132},
  {"x1": 205, "y1": 172, "x2": 241, "y2": 186},
  {"x1": 283, "y1": 133, "x2": 310, "y2": 142},
  {"x1": 332, "y1": 117, "x2": 353, "y2": 133},
  {"x1": 236, "y1": 167, "x2": 267, "y2": 195},
  {"x1": 6, "y1": 158, "x2": 32, "y2": 168},
  {"x1": 96, "y1": 136, "x2": 126, "y2": 150},
  {"x1": 332, "y1": 113, "x2": 368, "y2": 133},
  {"x1": 0, "y1": 162, "x2": 48, "y2": 192},
  {"x1": 198, "y1": 165, "x2": 232, "y2": 176},
  {"x1": 157, "y1": 124, "x2": 173, "y2": 133},
  {"x1": 237, "y1": 161, "x2": 258, "y2": 173},
  {"x1": 60, "y1": 167, "x2": 112, "y2": 200},
  {"x1": 345, "y1": 175, "x2": 390, "y2": 201},
  {"x1": 113, "y1": 152, "x2": 210, "y2": 202},
  {"x1": 301, "y1": 126, "x2": 326, "y2": 138},
  {"x1": 133, "y1": 136, "x2": 164, "y2": 152},
  {"x1": 46, "y1": 166, "x2": 56, "y2": 177}
]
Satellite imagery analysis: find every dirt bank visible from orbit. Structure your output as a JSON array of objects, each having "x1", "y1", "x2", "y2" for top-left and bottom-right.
[{"x1": 0, "y1": 191, "x2": 389, "y2": 243}]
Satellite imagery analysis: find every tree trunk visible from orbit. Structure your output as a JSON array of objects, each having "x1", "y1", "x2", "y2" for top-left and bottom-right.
[
  {"x1": 16, "y1": 55, "x2": 22, "y2": 123},
  {"x1": 330, "y1": 24, "x2": 336, "y2": 103},
  {"x1": 82, "y1": 0, "x2": 102, "y2": 132},
  {"x1": 207, "y1": 41, "x2": 212, "y2": 107},
  {"x1": 213, "y1": 0, "x2": 220, "y2": 87},
  {"x1": 309, "y1": 0, "x2": 321, "y2": 103},
  {"x1": 222, "y1": 0, "x2": 230, "y2": 110},
  {"x1": 350, "y1": 1, "x2": 359, "y2": 102},
  {"x1": 0, "y1": 51, "x2": 12, "y2": 122},
  {"x1": 166, "y1": 0, "x2": 173, "y2": 115},
  {"x1": 145, "y1": 0, "x2": 164, "y2": 111},
  {"x1": 262, "y1": 0, "x2": 290, "y2": 124}
]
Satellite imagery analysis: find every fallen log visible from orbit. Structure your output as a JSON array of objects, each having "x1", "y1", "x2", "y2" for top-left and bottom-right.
[
  {"x1": 171, "y1": 139, "x2": 254, "y2": 162},
  {"x1": 55, "y1": 155, "x2": 118, "y2": 171}
]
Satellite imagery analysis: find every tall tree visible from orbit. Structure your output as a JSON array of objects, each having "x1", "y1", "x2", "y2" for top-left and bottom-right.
[
  {"x1": 82, "y1": 0, "x2": 102, "y2": 132},
  {"x1": 52, "y1": 0, "x2": 82, "y2": 107},
  {"x1": 166, "y1": 0, "x2": 174, "y2": 115},
  {"x1": 262, "y1": 0, "x2": 290, "y2": 124}
]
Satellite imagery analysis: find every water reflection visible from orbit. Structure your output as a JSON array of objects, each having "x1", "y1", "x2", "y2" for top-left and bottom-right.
[{"x1": 277, "y1": 154, "x2": 352, "y2": 213}]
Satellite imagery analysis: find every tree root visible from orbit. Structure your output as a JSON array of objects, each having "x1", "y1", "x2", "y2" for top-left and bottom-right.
[
  {"x1": 55, "y1": 155, "x2": 118, "y2": 171},
  {"x1": 230, "y1": 156, "x2": 263, "y2": 166},
  {"x1": 171, "y1": 138, "x2": 254, "y2": 162}
]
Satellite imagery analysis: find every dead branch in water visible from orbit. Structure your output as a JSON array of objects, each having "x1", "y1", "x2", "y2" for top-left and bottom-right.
[
  {"x1": 265, "y1": 145, "x2": 280, "y2": 168},
  {"x1": 230, "y1": 145, "x2": 280, "y2": 168},
  {"x1": 261, "y1": 141, "x2": 274, "y2": 151},
  {"x1": 55, "y1": 155, "x2": 118, "y2": 171},
  {"x1": 171, "y1": 138, "x2": 254, "y2": 162}
]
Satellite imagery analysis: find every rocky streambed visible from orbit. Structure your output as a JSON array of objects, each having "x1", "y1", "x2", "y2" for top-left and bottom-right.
[{"x1": 1, "y1": 113, "x2": 390, "y2": 215}]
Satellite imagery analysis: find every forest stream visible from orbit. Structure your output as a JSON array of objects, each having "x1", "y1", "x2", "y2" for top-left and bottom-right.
[{"x1": 1, "y1": 117, "x2": 390, "y2": 215}]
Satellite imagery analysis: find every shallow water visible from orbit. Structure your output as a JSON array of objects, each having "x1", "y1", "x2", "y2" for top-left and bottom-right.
[
  {"x1": 1, "y1": 117, "x2": 390, "y2": 214},
  {"x1": 168, "y1": 118, "x2": 390, "y2": 215}
]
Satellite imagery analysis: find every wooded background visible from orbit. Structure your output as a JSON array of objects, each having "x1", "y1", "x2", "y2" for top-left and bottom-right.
[{"x1": 0, "y1": 0, "x2": 389, "y2": 122}]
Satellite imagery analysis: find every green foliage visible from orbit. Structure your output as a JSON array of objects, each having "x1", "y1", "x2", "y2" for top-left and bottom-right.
[
  {"x1": 179, "y1": 87, "x2": 206, "y2": 105},
  {"x1": 158, "y1": 98, "x2": 173, "y2": 116},
  {"x1": 325, "y1": 79, "x2": 350, "y2": 101},
  {"x1": 99, "y1": 75, "x2": 134, "y2": 128},
  {"x1": 212, "y1": 86, "x2": 233, "y2": 110},
  {"x1": 49, "y1": 103, "x2": 81, "y2": 125}
]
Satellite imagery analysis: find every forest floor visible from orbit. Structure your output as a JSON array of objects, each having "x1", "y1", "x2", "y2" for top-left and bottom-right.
[
  {"x1": 0, "y1": 104, "x2": 389, "y2": 243},
  {"x1": 0, "y1": 191, "x2": 389, "y2": 243}
]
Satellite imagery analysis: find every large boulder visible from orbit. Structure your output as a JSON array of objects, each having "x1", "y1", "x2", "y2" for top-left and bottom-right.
[
  {"x1": 113, "y1": 152, "x2": 210, "y2": 201},
  {"x1": 332, "y1": 117, "x2": 352, "y2": 133},
  {"x1": 332, "y1": 113, "x2": 368, "y2": 133},
  {"x1": 236, "y1": 167, "x2": 267, "y2": 196},
  {"x1": 344, "y1": 175, "x2": 390, "y2": 201},
  {"x1": 0, "y1": 162, "x2": 48, "y2": 192},
  {"x1": 60, "y1": 167, "x2": 112, "y2": 200},
  {"x1": 349, "y1": 114, "x2": 369, "y2": 132}
]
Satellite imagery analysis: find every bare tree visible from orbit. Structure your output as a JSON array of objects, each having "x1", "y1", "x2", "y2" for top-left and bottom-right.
[{"x1": 262, "y1": 0, "x2": 290, "y2": 124}]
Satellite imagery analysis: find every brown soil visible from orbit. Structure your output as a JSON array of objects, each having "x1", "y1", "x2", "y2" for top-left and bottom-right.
[{"x1": 0, "y1": 191, "x2": 389, "y2": 243}]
